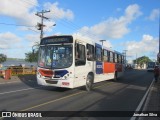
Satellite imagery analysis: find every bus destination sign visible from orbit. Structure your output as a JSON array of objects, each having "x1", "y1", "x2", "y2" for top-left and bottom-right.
[{"x1": 41, "y1": 36, "x2": 73, "y2": 45}]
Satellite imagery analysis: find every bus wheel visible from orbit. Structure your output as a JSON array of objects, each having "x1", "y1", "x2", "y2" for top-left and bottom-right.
[
  {"x1": 86, "y1": 74, "x2": 93, "y2": 91},
  {"x1": 114, "y1": 72, "x2": 118, "y2": 81}
]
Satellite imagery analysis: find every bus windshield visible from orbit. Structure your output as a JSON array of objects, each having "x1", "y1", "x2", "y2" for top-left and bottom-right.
[
  {"x1": 147, "y1": 62, "x2": 155, "y2": 68},
  {"x1": 38, "y1": 45, "x2": 73, "y2": 69}
]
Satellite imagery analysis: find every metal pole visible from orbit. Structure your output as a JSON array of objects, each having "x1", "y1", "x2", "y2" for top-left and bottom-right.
[
  {"x1": 40, "y1": 10, "x2": 44, "y2": 40},
  {"x1": 159, "y1": 8, "x2": 160, "y2": 53},
  {"x1": 99, "y1": 40, "x2": 106, "y2": 46},
  {"x1": 123, "y1": 50, "x2": 127, "y2": 64},
  {"x1": 136, "y1": 53, "x2": 137, "y2": 68},
  {"x1": 158, "y1": 8, "x2": 160, "y2": 63}
]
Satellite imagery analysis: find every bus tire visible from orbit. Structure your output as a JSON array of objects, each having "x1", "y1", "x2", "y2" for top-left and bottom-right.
[
  {"x1": 86, "y1": 74, "x2": 93, "y2": 91},
  {"x1": 114, "y1": 72, "x2": 118, "y2": 81}
]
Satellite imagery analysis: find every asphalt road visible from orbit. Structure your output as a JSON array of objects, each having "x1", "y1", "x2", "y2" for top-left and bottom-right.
[{"x1": 0, "y1": 69, "x2": 154, "y2": 120}]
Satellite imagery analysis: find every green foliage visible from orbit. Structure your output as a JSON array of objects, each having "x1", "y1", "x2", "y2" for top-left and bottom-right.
[
  {"x1": 133, "y1": 56, "x2": 152, "y2": 65},
  {"x1": 25, "y1": 51, "x2": 38, "y2": 62},
  {"x1": 0, "y1": 54, "x2": 7, "y2": 63},
  {"x1": 25, "y1": 42, "x2": 39, "y2": 62},
  {"x1": 7, "y1": 58, "x2": 24, "y2": 60}
]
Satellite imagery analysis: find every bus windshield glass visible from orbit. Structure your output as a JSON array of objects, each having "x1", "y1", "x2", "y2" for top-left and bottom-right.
[
  {"x1": 38, "y1": 45, "x2": 73, "y2": 69},
  {"x1": 147, "y1": 62, "x2": 155, "y2": 68}
]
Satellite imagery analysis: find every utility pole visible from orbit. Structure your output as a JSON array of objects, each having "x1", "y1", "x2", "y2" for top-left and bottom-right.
[
  {"x1": 123, "y1": 50, "x2": 127, "y2": 64},
  {"x1": 35, "y1": 10, "x2": 50, "y2": 40},
  {"x1": 157, "y1": 9, "x2": 160, "y2": 63},
  {"x1": 136, "y1": 53, "x2": 138, "y2": 68}
]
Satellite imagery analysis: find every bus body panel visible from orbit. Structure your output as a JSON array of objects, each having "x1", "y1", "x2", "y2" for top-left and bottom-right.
[
  {"x1": 96, "y1": 61, "x2": 103, "y2": 74},
  {"x1": 103, "y1": 62, "x2": 115, "y2": 73}
]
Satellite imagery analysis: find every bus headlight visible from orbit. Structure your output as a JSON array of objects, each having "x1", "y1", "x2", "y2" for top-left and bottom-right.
[
  {"x1": 37, "y1": 71, "x2": 41, "y2": 77},
  {"x1": 64, "y1": 76, "x2": 67, "y2": 79}
]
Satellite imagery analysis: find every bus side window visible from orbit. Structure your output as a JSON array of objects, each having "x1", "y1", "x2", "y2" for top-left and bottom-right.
[
  {"x1": 103, "y1": 49, "x2": 108, "y2": 62},
  {"x1": 75, "y1": 43, "x2": 86, "y2": 66},
  {"x1": 119, "y1": 55, "x2": 122, "y2": 63},
  {"x1": 117, "y1": 54, "x2": 120, "y2": 63},
  {"x1": 107, "y1": 51, "x2": 110, "y2": 62},
  {"x1": 95, "y1": 47, "x2": 102, "y2": 61},
  {"x1": 110, "y1": 52, "x2": 114, "y2": 63},
  {"x1": 86, "y1": 44, "x2": 94, "y2": 61},
  {"x1": 122, "y1": 56, "x2": 124, "y2": 63},
  {"x1": 114, "y1": 53, "x2": 118, "y2": 63}
]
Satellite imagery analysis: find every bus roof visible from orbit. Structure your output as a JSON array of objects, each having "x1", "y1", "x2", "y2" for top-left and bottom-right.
[{"x1": 41, "y1": 35, "x2": 123, "y2": 55}]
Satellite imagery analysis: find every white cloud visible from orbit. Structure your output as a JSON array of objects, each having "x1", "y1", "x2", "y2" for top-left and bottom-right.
[
  {"x1": 0, "y1": 32, "x2": 40, "y2": 58},
  {"x1": 0, "y1": 32, "x2": 21, "y2": 49},
  {"x1": 43, "y1": 2, "x2": 74, "y2": 20},
  {"x1": 103, "y1": 41, "x2": 112, "y2": 48},
  {"x1": 43, "y1": 21, "x2": 56, "y2": 33},
  {"x1": 25, "y1": 34, "x2": 40, "y2": 47},
  {"x1": 0, "y1": 0, "x2": 74, "y2": 30},
  {"x1": 0, "y1": 0, "x2": 38, "y2": 26},
  {"x1": 72, "y1": 33, "x2": 112, "y2": 48},
  {"x1": 148, "y1": 9, "x2": 159, "y2": 21},
  {"x1": 123, "y1": 34, "x2": 158, "y2": 59},
  {"x1": 77, "y1": 4, "x2": 142, "y2": 39}
]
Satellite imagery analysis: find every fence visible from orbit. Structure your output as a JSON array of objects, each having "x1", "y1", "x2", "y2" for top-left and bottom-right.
[{"x1": 9, "y1": 66, "x2": 36, "y2": 75}]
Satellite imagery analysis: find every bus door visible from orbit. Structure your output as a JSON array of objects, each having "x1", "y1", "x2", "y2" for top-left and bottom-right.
[
  {"x1": 74, "y1": 42, "x2": 87, "y2": 85},
  {"x1": 95, "y1": 43, "x2": 103, "y2": 74}
]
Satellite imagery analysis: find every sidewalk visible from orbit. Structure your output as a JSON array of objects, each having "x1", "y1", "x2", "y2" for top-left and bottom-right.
[{"x1": 140, "y1": 79, "x2": 160, "y2": 120}]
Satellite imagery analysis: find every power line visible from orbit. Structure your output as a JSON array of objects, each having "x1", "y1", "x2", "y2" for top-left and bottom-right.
[
  {"x1": 19, "y1": 0, "x2": 100, "y2": 40},
  {"x1": 52, "y1": 15, "x2": 99, "y2": 39},
  {"x1": 52, "y1": 13, "x2": 100, "y2": 39},
  {"x1": 18, "y1": 0, "x2": 100, "y2": 39},
  {"x1": 0, "y1": 22, "x2": 34, "y2": 27},
  {"x1": 28, "y1": 28, "x2": 39, "y2": 33},
  {"x1": 16, "y1": 0, "x2": 100, "y2": 40}
]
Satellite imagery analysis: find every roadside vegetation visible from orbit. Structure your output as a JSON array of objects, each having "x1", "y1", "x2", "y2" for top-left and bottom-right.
[
  {"x1": 25, "y1": 42, "x2": 39, "y2": 62},
  {"x1": 0, "y1": 54, "x2": 7, "y2": 63}
]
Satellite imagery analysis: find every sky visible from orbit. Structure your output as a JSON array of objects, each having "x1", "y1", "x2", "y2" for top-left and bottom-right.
[{"x1": 0, "y1": 0, "x2": 159, "y2": 62}]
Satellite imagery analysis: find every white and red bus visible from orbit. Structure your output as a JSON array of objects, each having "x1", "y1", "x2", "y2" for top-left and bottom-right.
[
  {"x1": 37, "y1": 35, "x2": 125, "y2": 91},
  {"x1": 147, "y1": 62, "x2": 157, "y2": 71}
]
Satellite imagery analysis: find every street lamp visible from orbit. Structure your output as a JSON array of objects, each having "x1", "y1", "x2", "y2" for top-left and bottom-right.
[
  {"x1": 99, "y1": 40, "x2": 106, "y2": 46},
  {"x1": 53, "y1": 23, "x2": 56, "y2": 26},
  {"x1": 32, "y1": 45, "x2": 38, "y2": 54}
]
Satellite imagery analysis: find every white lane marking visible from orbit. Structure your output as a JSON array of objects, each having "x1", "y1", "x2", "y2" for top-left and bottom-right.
[
  {"x1": 0, "y1": 80, "x2": 36, "y2": 85},
  {"x1": 130, "y1": 79, "x2": 154, "y2": 120},
  {"x1": 0, "y1": 86, "x2": 42, "y2": 95},
  {"x1": 0, "y1": 80, "x2": 21, "y2": 85}
]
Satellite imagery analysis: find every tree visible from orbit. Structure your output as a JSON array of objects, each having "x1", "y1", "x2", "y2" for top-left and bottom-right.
[
  {"x1": 133, "y1": 56, "x2": 152, "y2": 67},
  {"x1": 25, "y1": 51, "x2": 38, "y2": 62},
  {"x1": 0, "y1": 54, "x2": 7, "y2": 63},
  {"x1": 25, "y1": 42, "x2": 39, "y2": 62}
]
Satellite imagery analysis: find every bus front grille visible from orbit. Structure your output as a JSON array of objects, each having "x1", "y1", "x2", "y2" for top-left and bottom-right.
[{"x1": 45, "y1": 80, "x2": 58, "y2": 84}]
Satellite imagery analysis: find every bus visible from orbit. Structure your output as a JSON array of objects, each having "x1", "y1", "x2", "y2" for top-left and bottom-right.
[
  {"x1": 147, "y1": 62, "x2": 157, "y2": 71},
  {"x1": 37, "y1": 35, "x2": 125, "y2": 91}
]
